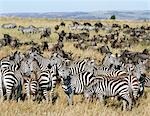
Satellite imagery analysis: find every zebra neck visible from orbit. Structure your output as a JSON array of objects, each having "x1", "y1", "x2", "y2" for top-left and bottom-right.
[{"x1": 34, "y1": 55, "x2": 49, "y2": 70}]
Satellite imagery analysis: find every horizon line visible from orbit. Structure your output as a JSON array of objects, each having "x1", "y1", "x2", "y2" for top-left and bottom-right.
[{"x1": 0, "y1": 10, "x2": 150, "y2": 14}]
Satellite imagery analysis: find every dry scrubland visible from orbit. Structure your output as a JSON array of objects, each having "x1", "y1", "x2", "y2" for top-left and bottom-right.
[{"x1": 0, "y1": 17, "x2": 150, "y2": 116}]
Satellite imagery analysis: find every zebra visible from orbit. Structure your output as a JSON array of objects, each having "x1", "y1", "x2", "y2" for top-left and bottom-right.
[
  {"x1": 1, "y1": 23, "x2": 17, "y2": 29},
  {"x1": 23, "y1": 78, "x2": 39, "y2": 101},
  {"x1": 144, "y1": 76, "x2": 150, "y2": 87},
  {"x1": 102, "y1": 52, "x2": 121, "y2": 70},
  {"x1": 86, "y1": 64, "x2": 127, "y2": 77},
  {"x1": 27, "y1": 57, "x2": 58, "y2": 103},
  {"x1": 18, "y1": 25, "x2": 37, "y2": 34},
  {"x1": 0, "y1": 68, "x2": 21, "y2": 101},
  {"x1": 58, "y1": 64, "x2": 97, "y2": 105},
  {"x1": 0, "y1": 57, "x2": 31, "y2": 101},
  {"x1": 28, "y1": 50, "x2": 51, "y2": 71},
  {"x1": 0, "y1": 51, "x2": 24, "y2": 70},
  {"x1": 37, "y1": 70, "x2": 53, "y2": 103},
  {"x1": 84, "y1": 77, "x2": 133, "y2": 111}
]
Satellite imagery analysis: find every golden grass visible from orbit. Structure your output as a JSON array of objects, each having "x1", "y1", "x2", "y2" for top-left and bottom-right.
[{"x1": 0, "y1": 17, "x2": 150, "y2": 115}]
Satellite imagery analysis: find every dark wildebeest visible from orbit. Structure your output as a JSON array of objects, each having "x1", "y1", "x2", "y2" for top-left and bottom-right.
[
  {"x1": 83, "y1": 22, "x2": 92, "y2": 26},
  {"x1": 112, "y1": 24, "x2": 121, "y2": 28},
  {"x1": 98, "y1": 45, "x2": 110, "y2": 54},
  {"x1": 72, "y1": 21, "x2": 80, "y2": 26},
  {"x1": 123, "y1": 24, "x2": 130, "y2": 29},
  {"x1": 1, "y1": 34, "x2": 12, "y2": 46},
  {"x1": 94, "y1": 22, "x2": 103, "y2": 28},
  {"x1": 60, "y1": 22, "x2": 65, "y2": 27},
  {"x1": 41, "y1": 41, "x2": 49, "y2": 51},
  {"x1": 40, "y1": 28, "x2": 51, "y2": 39},
  {"x1": 10, "y1": 39, "x2": 19, "y2": 48},
  {"x1": 55, "y1": 25, "x2": 59, "y2": 31}
]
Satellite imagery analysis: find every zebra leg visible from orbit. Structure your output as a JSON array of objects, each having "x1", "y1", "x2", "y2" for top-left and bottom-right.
[
  {"x1": 122, "y1": 100, "x2": 127, "y2": 111},
  {"x1": 50, "y1": 77, "x2": 57, "y2": 103},
  {"x1": 43, "y1": 90, "x2": 49, "y2": 103},
  {"x1": 0, "y1": 87, "x2": 4, "y2": 102},
  {"x1": 16, "y1": 84, "x2": 22, "y2": 102},
  {"x1": 6, "y1": 87, "x2": 12, "y2": 101},
  {"x1": 122, "y1": 95, "x2": 132, "y2": 111},
  {"x1": 66, "y1": 93, "x2": 73, "y2": 106},
  {"x1": 98, "y1": 94, "x2": 105, "y2": 105},
  {"x1": 0, "y1": 74, "x2": 4, "y2": 102}
]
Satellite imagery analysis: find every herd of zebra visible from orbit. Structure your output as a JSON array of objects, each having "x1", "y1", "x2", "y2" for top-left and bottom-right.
[
  {"x1": 1, "y1": 23, "x2": 51, "y2": 39},
  {"x1": 0, "y1": 48, "x2": 150, "y2": 111}
]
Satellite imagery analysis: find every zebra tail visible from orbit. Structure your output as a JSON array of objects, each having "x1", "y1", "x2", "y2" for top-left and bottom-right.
[
  {"x1": 16, "y1": 80, "x2": 22, "y2": 102},
  {"x1": 128, "y1": 85, "x2": 134, "y2": 105}
]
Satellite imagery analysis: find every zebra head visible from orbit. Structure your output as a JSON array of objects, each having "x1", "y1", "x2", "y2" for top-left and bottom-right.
[
  {"x1": 84, "y1": 59, "x2": 98, "y2": 75},
  {"x1": 9, "y1": 51, "x2": 24, "y2": 64},
  {"x1": 58, "y1": 64, "x2": 73, "y2": 105},
  {"x1": 102, "y1": 52, "x2": 121, "y2": 69},
  {"x1": 18, "y1": 55, "x2": 33, "y2": 77},
  {"x1": 49, "y1": 53, "x2": 65, "y2": 68},
  {"x1": 26, "y1": 56, "x2": 41, "y2": 74},
  {"x1": 135, "y1": 59, "x2": 146, "y2": 80}
]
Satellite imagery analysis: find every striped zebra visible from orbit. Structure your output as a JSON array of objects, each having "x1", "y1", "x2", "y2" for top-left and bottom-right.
[
  {"x1": 37, "y1": 70, "x2": 53, "y2": 103},
  {"x1": 0, "y1": 57, "x2": 31, "y2": 101},
  {"x1": 29, "y1": 50, "x2": 51, "y2": 71},
  {"x1": 144, "y1": 76, "x2": 150, "y2": 87},
  {"x1": 84, "y1": 77, "x2": 133, "y2": 111},
  {"x1": 27, "y1": 57, "x2": 58, "y2": 103},
  {"x1": 1, "y1": 23, "x2": 17, "y2": 29},
  {"x1": 18, "y1": 25, "x2": 37, "y2": 34},
  {"x1": 58, "y1": 64, "x2": 97, "y2": 105},
  {"x1": 102, "y1": 52, "x2": 121, "y2": 70},
  {"x1": 0, "y1": 68, "x2": 21, "y2": 101},
  {"x1": 93, "y1": 65, "x2": 127, "y2": 77},
  {"x1": 0, "y1": 51, "x2": 24, "y2": 70},
  {"x1": 23, "y1": 78, "x2": 39, "y2": 101}
]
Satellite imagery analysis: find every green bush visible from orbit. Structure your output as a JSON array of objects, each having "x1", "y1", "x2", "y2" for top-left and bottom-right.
[{"x1": 110, "y1": 15, "x2": 116, "y2": 20}]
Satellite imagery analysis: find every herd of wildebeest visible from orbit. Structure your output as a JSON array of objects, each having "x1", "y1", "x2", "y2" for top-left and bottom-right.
[{"x1": 0, "y1": 20, "x2": 150, "y2": 111}]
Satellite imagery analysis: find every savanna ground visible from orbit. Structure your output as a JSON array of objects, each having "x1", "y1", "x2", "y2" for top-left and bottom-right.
[{"x1": 0, "y1": 17, "x2": 150, "y2": 116}]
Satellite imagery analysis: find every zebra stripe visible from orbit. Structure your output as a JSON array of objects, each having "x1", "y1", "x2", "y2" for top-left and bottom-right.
[
  {"x1": 1, "y1": 68, "x2": 22, "y2": 101},
  {"x1": 29, "y1": 51, "x2": 51, "y2": 71},
  {"x1": 96, "y1": 65, "x2": 127, "y2": 77},
  {"x1": 144, "y1": 76, "x2": 150, "y2": 87},
  {"x1": 24, "y1": 78, "x2": 39, "y2": 100},
  {"x1": 59, "y1": 66, "x2": 96, "y2": 105},
  {"x1": 27, "y1": 58, "x2": 58, "y2": 102},
  {"x1": 84, "y1": 77, "x2": 133, "y2": 111}
]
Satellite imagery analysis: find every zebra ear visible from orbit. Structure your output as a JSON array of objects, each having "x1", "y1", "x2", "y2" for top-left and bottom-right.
[
  {"x1": 47, "y1": 64, "x2": 52, "y2": 69},
  {"x1": 65, "y1": 60, "x2": 71, "y2": 66}
]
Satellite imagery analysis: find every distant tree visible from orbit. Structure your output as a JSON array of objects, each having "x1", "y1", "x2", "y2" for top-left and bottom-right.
[{"x1": 110, "y1": 15, "x2": 116, "y2": 20}]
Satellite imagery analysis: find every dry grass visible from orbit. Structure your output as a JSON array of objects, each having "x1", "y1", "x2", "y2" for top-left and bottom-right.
[{"x1": 0, "y1": 17, "x2": 150, "y2": 116}]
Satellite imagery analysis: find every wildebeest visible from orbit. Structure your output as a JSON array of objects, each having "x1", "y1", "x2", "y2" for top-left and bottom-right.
[
  {"x1": 123, "y1": 24, "x2": 130, "y2": 29},
  {"x1": 98, "y1": 45, "x2": 110, "y2": 54},
  {"x1": 83, "y1": 22, "x2": 92, "y2": 26},
  {"x1": 1, "y1": 34, "x2": 12, "y2": 46},
  {"x1": 112, "y1": 23, "x2": 121, "y2": 28},
  {"x1": 72, "y1": 21, "x2": 80, "y2": 26},
  {"x1": 54, "y1": 25, "x2": 59, "y2": 31},
  {"x1": 41, "y1": 41, "x2": 49, "y2": 51},
  {"x1": 94, "y1": 22, "x2": 103, "y2": 28},
  {"x1": 10, "y1": 39, "x2": 20, "y2": 48},
  {"x1": 40, "y1": 28, "x2": 51, "y2": 39},
  {"x1": 60, "y1": 22, "x2": 65, "y2": 27}
]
